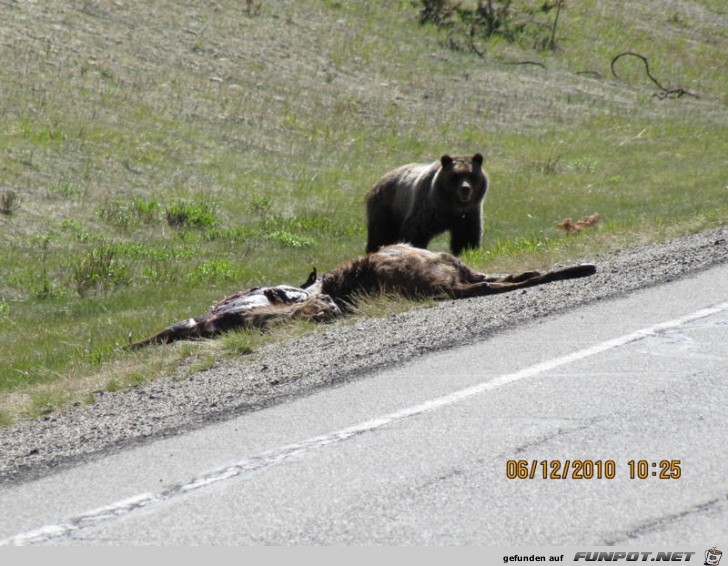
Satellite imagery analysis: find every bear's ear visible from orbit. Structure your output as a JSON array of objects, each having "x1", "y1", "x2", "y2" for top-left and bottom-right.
[
  {"x1": 440, "y1": 155, "x2": 454, "y2": 168},
  {"x1": 472, "y1": 153, "x2": 484, "y2": 167}
]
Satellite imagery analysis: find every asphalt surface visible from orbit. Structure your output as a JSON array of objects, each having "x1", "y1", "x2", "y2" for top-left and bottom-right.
[
  {"x1": 0, "y1": 258, "x2": 725, "y2": 545},
  {"x1": 0, "y1": 228, "x2": 726, "y2": 543}
]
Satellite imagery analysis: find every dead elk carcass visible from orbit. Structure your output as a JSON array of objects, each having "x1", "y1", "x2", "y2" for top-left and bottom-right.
[
  {"x1": 130, "y1": 244, "x2": 596, "y2": 347},
  {"x1": 129, "y1": 283, "x2": 341, "y2": 348},
  {"x1": 320, "y1": 244, "x2": 596, "y2": 308}
]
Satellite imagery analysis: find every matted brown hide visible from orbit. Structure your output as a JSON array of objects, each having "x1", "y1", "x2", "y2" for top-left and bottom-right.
[
  {"x1": 130, "y1": 244, "x2": 596, "y2": 347},
  {"x1": 129, "y1": 285, "x2": 340, "y2": 348}
]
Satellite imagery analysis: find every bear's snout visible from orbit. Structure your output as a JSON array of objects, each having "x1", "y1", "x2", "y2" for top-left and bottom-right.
[{"x1": 458, "y1": 181, "x2": 474, "y2": 203}]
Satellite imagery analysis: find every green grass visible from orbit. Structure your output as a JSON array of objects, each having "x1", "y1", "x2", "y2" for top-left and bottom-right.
[{"x1": 0, "y1": 0, "x2": 726, "y2": 424}]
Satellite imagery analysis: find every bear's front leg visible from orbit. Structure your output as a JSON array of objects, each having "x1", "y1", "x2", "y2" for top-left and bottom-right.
[{"x1": 449, "y1": 218, "x2": 482, "y2": 256}]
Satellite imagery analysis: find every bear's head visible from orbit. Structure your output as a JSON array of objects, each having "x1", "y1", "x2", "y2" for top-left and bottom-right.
[{"x1": 437, "y1": 153, "x2": 487, "y2": 210}]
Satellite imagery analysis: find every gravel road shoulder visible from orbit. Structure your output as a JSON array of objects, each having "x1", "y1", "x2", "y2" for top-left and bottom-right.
[{"x1": 1, "y1": 228, "x2": 726, "y2": 484}]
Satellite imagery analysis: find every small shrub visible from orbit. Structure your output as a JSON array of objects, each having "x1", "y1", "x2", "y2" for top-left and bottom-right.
[
  {"x1": 244, "y1": 0, "x2": 262, "y2": 16},
  {"x1": 131, "y1": 196, "x2": 161, "y2": 223},
  {"x1": 417, "y1": 0, "x2": 457, "y2": 25},
  {"x1": 0, "y1": 189, "x2": 19, "y2": 215},
  {"x1": 98, "y1": 200, "x2": 138, "y2": 230},
  {"x1": 416, "y1": 0, "x2": 564, "y2": 54},
  {"x1": 165, "y1": 200, "x2": 217, "y2": 228},
  {"x1": 30, "y1": 274, "x2": 57, "y2": 300},
  {"x1": 98, "y1": 197, "x2": 163, "y2": 229},
  {"x1": 23, "y1": 233, "x2": 60, "y2": 299},
  {"x1": 248, "y1": 195, "x2": 273, "y2": 215},
  {"x1": 70, "y1": 244, "x2": 130, "y2": 297}
]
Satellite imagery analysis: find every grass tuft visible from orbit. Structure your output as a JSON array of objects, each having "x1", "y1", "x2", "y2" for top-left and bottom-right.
[
  {"x1": 0, "y1": 190, "x2": 20, "y2": 215},
  {"x1": 70, "y1": 245, "x2": 130, "y2": 297}
]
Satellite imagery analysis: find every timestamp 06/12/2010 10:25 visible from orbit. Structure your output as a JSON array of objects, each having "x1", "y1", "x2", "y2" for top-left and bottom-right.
[{"x1": 505, "y1": 459, "x2": 682, "y2": 480}]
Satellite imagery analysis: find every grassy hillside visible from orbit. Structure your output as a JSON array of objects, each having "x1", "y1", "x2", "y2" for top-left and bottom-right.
[{"x1": 1, "y1": 0, "x2": 726, "y2": 423}]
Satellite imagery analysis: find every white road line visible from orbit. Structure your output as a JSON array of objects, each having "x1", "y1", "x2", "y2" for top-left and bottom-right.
[{"x1": 3, "y1": 300, "x2": 727, "y2": 546}]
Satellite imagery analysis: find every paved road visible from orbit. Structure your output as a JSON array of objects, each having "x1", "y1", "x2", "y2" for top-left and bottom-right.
[{"x1": 1, "y1": 263, "x2": 726, "y2": 545}]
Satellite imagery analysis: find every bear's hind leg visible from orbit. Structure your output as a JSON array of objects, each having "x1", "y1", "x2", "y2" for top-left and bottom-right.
[{"x1": 366, "y1": 218, "x2": 400, "y2": 253}]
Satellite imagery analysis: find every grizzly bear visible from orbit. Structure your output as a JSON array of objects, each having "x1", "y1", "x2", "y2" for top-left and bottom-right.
[{"x1": 365, "y1": 153, "x2": 488, "y2": 255}]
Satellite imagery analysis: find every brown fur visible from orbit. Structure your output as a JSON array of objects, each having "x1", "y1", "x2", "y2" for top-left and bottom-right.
[
  {"x1": 323, "y1": 244, "x2": 596, "y2": 310},
  {"x1": 131, "y1": 245, "x2": 596, "y2": 347},
  {"x1": 129, "y1": 287, "x2": 340, "y2": 348},
  {"x1": 366, "y1": 154, "x2": 488, "y2": 255}
]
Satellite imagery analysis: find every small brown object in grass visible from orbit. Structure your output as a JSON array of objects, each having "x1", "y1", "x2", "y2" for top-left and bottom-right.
[{"x1": 556, "y1": 213, "x2": 602, "y2": 233}]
